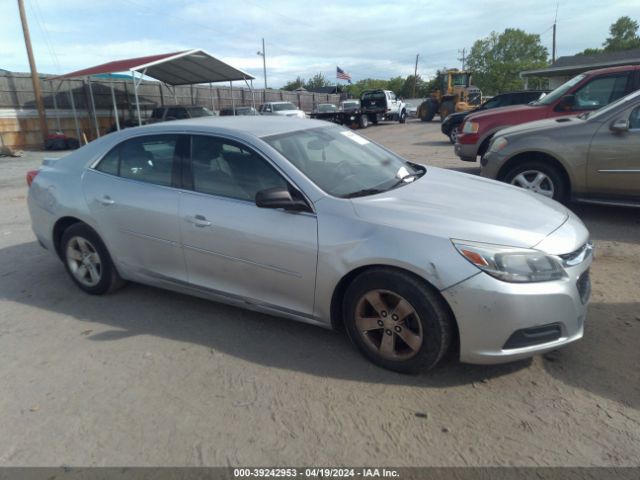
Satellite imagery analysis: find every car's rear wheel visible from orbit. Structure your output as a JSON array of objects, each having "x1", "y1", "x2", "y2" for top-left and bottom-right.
[
  {"x1": 61, "y1": 223, "x2": 124, "y2": 295},
  {"x1": 343, "y1": 268, "x2": 452, "y2": 373},
  {"x1": 399, "y1": 109, "x2": 407, "y2": 124},
  {"x1": 503, "y1": 161, "x2": 567, "y2": 202}
]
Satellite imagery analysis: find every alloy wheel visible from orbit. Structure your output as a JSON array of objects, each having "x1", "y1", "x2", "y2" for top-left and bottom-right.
[
  {"x1": 354, "y1": 289, "x2": 424, "y2": 361},
  {"x1": 66, "y1": 236, "x2": 103, "y2": 287},
  {"x1": 510, "y1": 170, "x2": 555, "y2": 198}
]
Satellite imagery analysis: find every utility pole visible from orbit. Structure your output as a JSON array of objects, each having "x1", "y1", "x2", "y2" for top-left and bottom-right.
[
  {"x1": 552, "y1": 2, "x2": 558, "y2": 63},
  {"x1": 17, "y1": 0, "x2": 48, "y2": 143},
  {"x1": 552, "y1": 23, "x2": 556, "y2": 63},
  {"x1": 412, "y1": 53, "x2": 419, "y2": 98},
  {"x1": 257, "y1": 38, "x2": 267, "y2": 90},
  {"x1": 459, "y1": 48, "x2": 466, "y2": 70}
]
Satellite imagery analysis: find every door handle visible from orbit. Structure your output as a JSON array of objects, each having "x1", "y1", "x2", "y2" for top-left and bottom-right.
[
  {"x1": 186, "y1": 214, "x2": 212, "y2": 227},
  {"x1": 98, "y1": 195, "x2": 115, "y2": 206}
]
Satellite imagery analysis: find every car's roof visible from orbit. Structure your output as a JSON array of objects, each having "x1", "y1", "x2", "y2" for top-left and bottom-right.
[
  {"x1": 140, "y1": 116, "x2": 328, "y2": 138},
  {"x1": 583, "y1": 64, "x2": 640, "y2": 76},
  {"x1": 495, "y1": 90, "x2": 548, "y2": 96}
]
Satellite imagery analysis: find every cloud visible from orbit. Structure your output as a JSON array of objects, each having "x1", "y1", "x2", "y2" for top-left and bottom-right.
[{"x1": 2, "y1": 0, "x2": 640, "y2": 85}]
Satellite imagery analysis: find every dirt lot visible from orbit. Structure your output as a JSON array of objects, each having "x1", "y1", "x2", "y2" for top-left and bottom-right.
[{"x1": 0, "y1": 119, "x2": 638, "y2": 467}]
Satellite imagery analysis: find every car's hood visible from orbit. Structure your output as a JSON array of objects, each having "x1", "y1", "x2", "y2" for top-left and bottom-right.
[
  {"x1": 446, "y1": 110, "x2": 475, "y2": 122},
  {"x1": 467, "y1": 103, "x2": 544, "y2": 122},
  {"x1": 496, "y1": 115, "x2": 585, "y2": 137},
  {"x1": 350, "y1": 167, "x2": 569, "y2": 249},
  {"x1": 274, "y1": 110, "x2": 303, "y2": 116}
]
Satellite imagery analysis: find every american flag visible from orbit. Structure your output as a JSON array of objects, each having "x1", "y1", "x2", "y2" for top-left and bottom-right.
[{"x1": 336, "y1": 66, "x2": 352, "y2": 83}]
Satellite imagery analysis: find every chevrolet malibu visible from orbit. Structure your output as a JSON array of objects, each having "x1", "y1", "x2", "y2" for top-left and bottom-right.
[{"x1": 27, "y1": 117, "x2": 592, "y2": 373}]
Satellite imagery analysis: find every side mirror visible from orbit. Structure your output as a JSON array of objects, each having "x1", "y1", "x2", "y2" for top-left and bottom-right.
[
  {"x1": 610, "y1": 118, "x2": 629, "y2": 133},
  {"x1": 255, "y1": 187, "x2": 310, "y2": 212},
  {"x1": 556, "y1": 95, "x2": 575, "y2": 111}
]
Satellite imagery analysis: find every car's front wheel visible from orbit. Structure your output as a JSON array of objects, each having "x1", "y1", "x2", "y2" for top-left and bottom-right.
[
  {"x1": 503, "y1": 161, "x2": 567, "y2": 202},
  {"x1": 61, "y1": 223, "x2": 124, "y2": 295},
  {"x1": 343, "y1": 268, "x2": 453, "y2": 373},
  {"x1": 448, "y1": 127, "x2": 458, "y2": 144}
]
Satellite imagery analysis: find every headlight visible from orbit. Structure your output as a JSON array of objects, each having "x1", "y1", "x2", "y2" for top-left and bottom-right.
[
  {"x1": 452, "y1": 240, "x2": 567, "y2": 283},
  {"x1": 462, "y1": 121, "x2": 479, "y2": 134},
  {"x1": 489, "y1": 137, "x2": 508, "y2": 153}
]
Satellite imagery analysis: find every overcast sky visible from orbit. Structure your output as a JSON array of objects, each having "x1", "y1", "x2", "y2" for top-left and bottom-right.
[{"x1": 2, "y1": 0, "x2": 640, "y2": 87}]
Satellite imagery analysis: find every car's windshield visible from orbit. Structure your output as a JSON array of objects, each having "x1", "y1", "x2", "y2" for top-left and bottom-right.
[
  {"x1": 236, "y1": 107, "x2": 256, "y2": 115},
  {"x1": 530, "y1": 75, "x2": 585, "y2": 106},
  {"x1": 342, "y1": 101, "x2": 359, "y2": 108},
  {"x1": 317, "y1": 104, "x2": 336, "y2": 112},
  {"x1": 482, "y1": 96, "x2": 504, "y2": 109},
  {"x1": 273, "y1": 102, "x2": 298, "y2": 111},
  {"x1": 187, "y1": 107, "x2": 215, "y2": 117},
  {"x1": 581, "y1": 88, "x2": 640, "y2": 120},
  {"x1": 264, "y1": 126, "x2": 422, "y2": 198}
]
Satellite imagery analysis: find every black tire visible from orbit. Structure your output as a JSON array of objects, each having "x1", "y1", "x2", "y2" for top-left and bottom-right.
[
  {"x1": 343, "y1": 268, "x2": 453, "y2": 373},
  {"x1": 503, "y1": 160, "x2": 568, "y2": 203},
  {"x1": 372, "y1": 114, "x2": 379, "y2": 125},
  {"x1": 440, "y1": 101, "x2": 455, "y2": 122},
  {"x1": 61, "y1": 223, "x2": 125, "y2": 295},
  {"x1": 448, "y1": 127, "x2": 458, "y2": 144},
  {"x1": 399, "y1": 109, "x2": 407, "y2": 124},
  {"x1": 359, "y1": 114, "x2": 369, "y2": 129},
  {"x1": 419, "y1": 100, "x2": 437, "y2": 122}
]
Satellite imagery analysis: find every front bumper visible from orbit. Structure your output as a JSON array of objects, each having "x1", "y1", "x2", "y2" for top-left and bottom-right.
[
  {"x1": 454, "y1": 138, "x2": 478, "y2": 162},
  {"x1": 479, "y1": 150, "x2": 504, "y2": 179},
  {"x1": 441, "y1": 253, "x2": 591, "y2": 365}
]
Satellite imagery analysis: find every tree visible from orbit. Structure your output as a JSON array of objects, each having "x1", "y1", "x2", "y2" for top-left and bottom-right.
[
  {"x1": 345, "y1": 78, "x2": 389, "y2": 98},
  {"x1": 577, "y1": 16, "x2": 640, "y2": 55},
  {"x1": 400, "y1": 74, "x2": 430, "y2": 98},
  {"x1": 386, "y1": 76, "x2": 405, "y2": 96},
  {"x1": 466, "y1": 28, "x2": 548, "y2": 95},
  {"x1": 603, "y1": 16, "x2": 640, "y2": 51},
  {"x1": 576, "y1": 47, "x2": 603, "y2": 56},
  {"x1": 282, "y1": 76, "x2": 306, "y2": 91},
  {"x1": 305, "y1": 73, "x2": 332, "y2": 90}
]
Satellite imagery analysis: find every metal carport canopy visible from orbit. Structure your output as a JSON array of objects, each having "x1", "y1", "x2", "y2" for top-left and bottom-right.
[
  {"x1": 50, "y1": 49, "x2": 256, "y2": 132},
  {"x1": 51, "y1": 49, "x2": 255, "y2": 84}
]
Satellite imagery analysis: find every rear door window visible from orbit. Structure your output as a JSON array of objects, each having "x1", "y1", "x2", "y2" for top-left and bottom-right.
[{"x1": 95, "y1": 135, "x2": 180, "y2": 187}]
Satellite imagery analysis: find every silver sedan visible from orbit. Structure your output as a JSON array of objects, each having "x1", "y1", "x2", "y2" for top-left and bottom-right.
[{"x1": 27, "y1": 117, "x2": 592, "y2": 373}]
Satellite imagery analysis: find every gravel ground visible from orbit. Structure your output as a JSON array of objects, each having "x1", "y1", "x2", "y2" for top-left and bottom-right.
[{"x1": 0, "y1": 119, "x2": 638, "y2": 467}]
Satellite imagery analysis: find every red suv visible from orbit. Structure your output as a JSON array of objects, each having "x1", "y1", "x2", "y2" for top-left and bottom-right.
[{"x1": 455, "y1": 65, "x2": 640, "y2": 162}]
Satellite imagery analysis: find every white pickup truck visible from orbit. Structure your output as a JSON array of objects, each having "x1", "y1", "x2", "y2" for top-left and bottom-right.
[{"x1": 358, "y1": 89, "x2": 407, "y2": 127}]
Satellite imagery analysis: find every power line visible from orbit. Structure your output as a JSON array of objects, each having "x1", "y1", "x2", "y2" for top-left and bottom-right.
[{"x1": 28, "y1": 0, "x2": 61, "y2": 73}]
